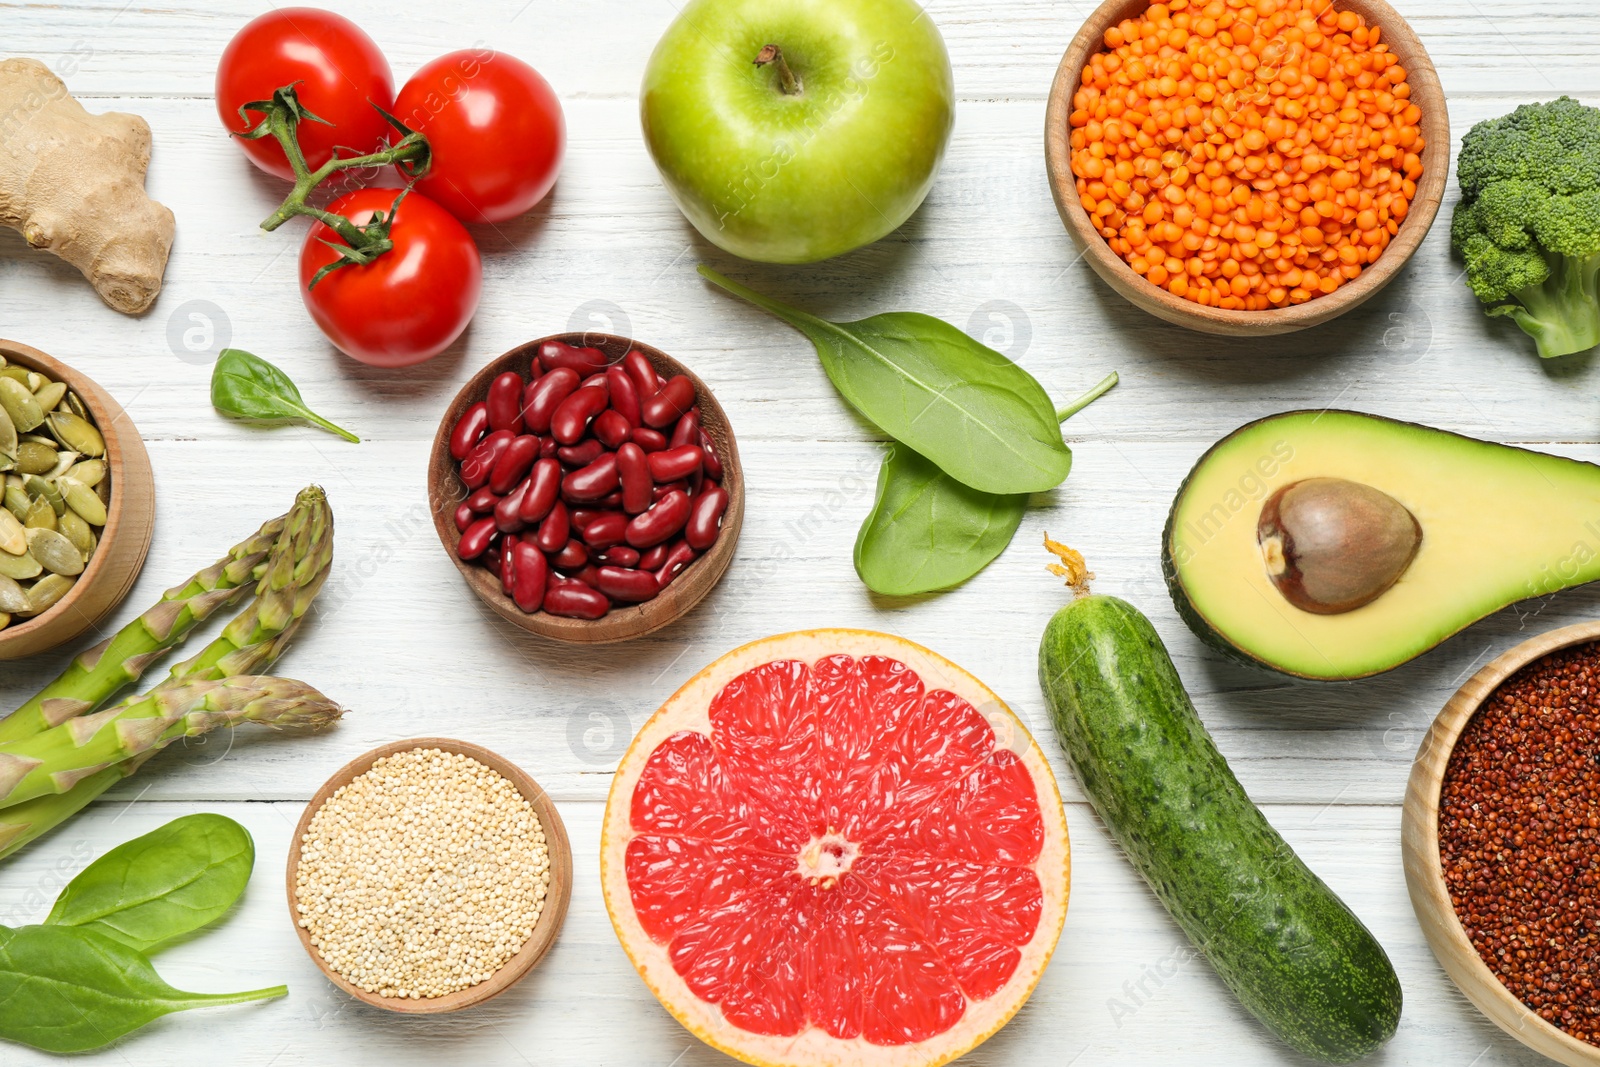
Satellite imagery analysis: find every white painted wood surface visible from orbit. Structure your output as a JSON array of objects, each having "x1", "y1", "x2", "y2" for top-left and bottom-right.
[{"x1": 0, "y1": 1, "x2": 1594, "y2": 1063}]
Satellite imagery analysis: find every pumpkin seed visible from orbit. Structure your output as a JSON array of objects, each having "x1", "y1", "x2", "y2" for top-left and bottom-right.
[
  {"x1": 57, "y1": 509, "x2": 94, "y2": 554},
  {"x1": 0, "y1": 378, "x2": 43, "y2": 433},
  {"x1": 0, "y1": 509, "x2": 24, "y2": 555},
  {"x1": 0, "y1": 574, "x2": 28, "y2": 613},
  {"x1": 60, "y1": 477, "x2": 106, "y2": 527},
  {"x1": 66, "y1": 458, "x2": 104, "y2": 488},
  {"x1": 14, "y1": 440, "x2": 57, "y2": 475},
  {"x1": 0, "y1": 366, "x2": 30, "y2": 385},
  {"x1": 0, "y1": 455, "x2": 11, "y2": 474},
  {"x1": 45, "y1": 411, "x2": 104, "y2": 457},
  {"x1": 23, "y1": 475, "x2": 63, "y2": 515},
  {"x1": 0, "y1": 550, "x2": 42, "y2": 580},
  {"x1": 22, "y1": 573, "x2": 74, "y2": 615},
  {"x1": 3, "y1": 483, "x2": 27, "y2": 521},
  {"x1": 0, "y1": 612, "x2": 9, "y2": 631},
  {"x1": 44, "y1": 450, "x2": 77, "y2": 481},
  {"x1": 26, "y1": 527, "x2": 83, "y2": 576},
  {"x1": 30, "y1": 380, "x2": 66, "y2": 412},
  {"x1": 23, "y1": 496, "x2": 55, "y2": 531},
  {"x1": 64, "y1": 391, "x2": 88, "y2": 420},
  {"x1": 0, "y1": 403, "x2": 15, "y2": 459}
]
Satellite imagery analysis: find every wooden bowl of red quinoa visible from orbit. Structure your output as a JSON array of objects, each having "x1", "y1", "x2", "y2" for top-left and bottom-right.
[{"x1": 1403, "y1": 620, "x2": 1600, "y2": 1067}]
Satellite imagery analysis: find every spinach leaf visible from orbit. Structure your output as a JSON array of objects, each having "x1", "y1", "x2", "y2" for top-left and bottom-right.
[
  {"x1": 211, "y1": 348, "x2": 359, "y2": 443},
  {"x1": 855, "y1": 445, "x2": 1028, "y2": 595},
  {"x1": 855, "y1": 372, "x2": 1119, "y2": 595},
  {"x1": 700, "y1": 266, "x2": 1070, "y2": 495},
  {"x1": 46, "y1": 814, "x2": 253, "y2": 954},
  {"x1": 0, "y1": 924, "x2": 285, "y2": 1053}
]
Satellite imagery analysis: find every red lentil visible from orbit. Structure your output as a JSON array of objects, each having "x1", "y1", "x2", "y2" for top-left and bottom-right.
[{"x1": 1439, "y1": 641, "x2": 1600, "y2": 1045}]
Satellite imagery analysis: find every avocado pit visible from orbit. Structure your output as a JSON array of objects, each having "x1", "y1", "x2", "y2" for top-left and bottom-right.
[{"x1": 1257, "y1": 478, "x2": 1421, "y2": 614}]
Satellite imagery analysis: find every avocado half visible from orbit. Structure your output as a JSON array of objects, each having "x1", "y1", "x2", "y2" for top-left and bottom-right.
[{"x1": 1163, "y1": 410, "x2": 1600, "y2": 680}]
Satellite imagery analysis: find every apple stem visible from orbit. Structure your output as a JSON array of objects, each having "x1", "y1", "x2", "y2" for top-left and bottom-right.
[{"x1": 755, "y1": 44, "x2": 802, "y2": 95}]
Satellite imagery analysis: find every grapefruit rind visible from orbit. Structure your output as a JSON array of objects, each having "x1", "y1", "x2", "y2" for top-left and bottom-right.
[{"x1": 600, "y1": 629, "x2": 1071, "y2": 1067}]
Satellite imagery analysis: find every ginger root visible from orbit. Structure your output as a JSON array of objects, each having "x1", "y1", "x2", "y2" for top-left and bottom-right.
[{"x1": 0, "y1": 58, "x2": 175, "y2": 314}]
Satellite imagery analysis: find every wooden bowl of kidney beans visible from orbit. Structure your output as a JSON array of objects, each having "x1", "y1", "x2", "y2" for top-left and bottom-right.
[{"x1": 428, "y1": 333, "x2": 743, "y2": 643}]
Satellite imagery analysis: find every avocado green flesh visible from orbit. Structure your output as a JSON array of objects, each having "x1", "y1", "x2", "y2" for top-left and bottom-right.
[
  {"x1": 1165, "y1": 410, "x2": 1600, "y2": 679},
  {"x1": 1039, "y1": 595, "x2": 1402, "y2": 1062}
]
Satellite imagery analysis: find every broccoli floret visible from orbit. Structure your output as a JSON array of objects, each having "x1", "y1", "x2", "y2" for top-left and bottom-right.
[{"x1": 1451, "y1": 97, "x2": 1600, "y2": 359}]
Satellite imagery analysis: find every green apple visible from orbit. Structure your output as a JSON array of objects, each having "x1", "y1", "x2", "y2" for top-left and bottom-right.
[{"x1": 641, "y1": 0, "x2": 955, "y2": 263}]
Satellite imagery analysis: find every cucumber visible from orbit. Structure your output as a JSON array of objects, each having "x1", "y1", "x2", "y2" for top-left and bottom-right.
[{"x1": 1038, "y1": 594, "x2": 1401, "y2": 1062}]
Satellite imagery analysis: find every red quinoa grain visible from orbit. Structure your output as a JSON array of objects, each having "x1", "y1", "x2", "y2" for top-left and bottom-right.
[{"x1": 1439, "y1": 641, "x2": 1600, "y2": 1045}]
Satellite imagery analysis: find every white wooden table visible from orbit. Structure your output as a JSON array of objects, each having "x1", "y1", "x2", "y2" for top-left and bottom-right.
[{"x1": 1, "y1": 2, "x2": 1595, "y2": 1063}]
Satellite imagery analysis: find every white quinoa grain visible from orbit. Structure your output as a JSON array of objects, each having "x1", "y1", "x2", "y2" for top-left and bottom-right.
[{"x1": 294, "y1": 747, "x2": 552, "y2": 999}]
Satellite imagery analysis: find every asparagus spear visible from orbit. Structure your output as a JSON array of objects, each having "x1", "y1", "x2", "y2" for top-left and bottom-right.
[
  {"x1": 0, "y1": 677, "x2": 343, "y2": 810},
  {"x1": 0, "y1": 486, "x2": 336, "y2": 858},
  {"x1": 0, "y1": 513, "x2": 291, "y2": 745}
]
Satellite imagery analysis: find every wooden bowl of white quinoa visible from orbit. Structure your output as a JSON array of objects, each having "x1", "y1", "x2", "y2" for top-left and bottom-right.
[{"x1": 287, "y1": 738, "x2": 573, "y2": 1013}]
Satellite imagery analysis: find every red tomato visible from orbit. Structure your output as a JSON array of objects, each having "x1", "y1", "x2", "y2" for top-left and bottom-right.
[
  {"x1": 216, "y1": 8, "x2": 394, "y2": 181},
  {"x1": 392, "y1": 50, "x2": 565, "y2": 224},
  {"x1": 299, "y1": 188, "x2": 482, "y2": 367}
]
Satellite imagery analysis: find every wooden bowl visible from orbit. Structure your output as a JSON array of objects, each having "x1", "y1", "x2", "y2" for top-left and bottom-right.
[
  {"x1": 1402, "y1": 620, "x2": 1600, "y2": 1067},
  {"x1": 1044, "y1": 0, "x2": 1450, "y2": 336},
  {"x1": 427, "y1": 333, "x2": 744, "y2": 644},
  {"x1": 286, "y1": 737, "x2": 574, "y2": 1014},
  {"x1": 0, "y1": 340, "x2": 154, "y2": 660}
]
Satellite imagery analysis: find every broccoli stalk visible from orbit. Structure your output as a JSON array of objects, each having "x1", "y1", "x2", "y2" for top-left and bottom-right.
[
  {"x1": 1452, "y1": 97, "x2": 1600, "y2": 360},
  {"x1": 1490, "y1": 251, "x2": 1600, "y2": 360}
]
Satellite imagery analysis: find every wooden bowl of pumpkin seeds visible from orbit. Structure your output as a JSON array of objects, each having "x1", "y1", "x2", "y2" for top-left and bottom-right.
[{"x1": 0, "y1": 340, "x2": 153, "y2": 660}]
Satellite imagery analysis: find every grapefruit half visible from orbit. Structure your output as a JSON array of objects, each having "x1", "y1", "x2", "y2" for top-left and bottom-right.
[{"x1": 601, "y1": 630, "x2": 1070, "y2": 1067}]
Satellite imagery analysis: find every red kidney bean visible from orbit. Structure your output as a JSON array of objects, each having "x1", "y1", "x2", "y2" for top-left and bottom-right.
[
  {"x1": 489, "y1": 434, "x2": 540, "y2": 494},
  {"x1": 494, "y1": 481, "x2": 529, "y2": 533},
  {"x1": 539, "y1": 435, "x2": 560, "y2": 459},
  {"x1": 457, "y1": 516, "x2": 498, "y2": 560},
  {"x1": 597, "y1": 546, "x2": 640, "y2": 567},
  {"x1": 686, "y1": 466, "x2": 705, "y2": 497},
  {"x1": 626, "y1": 489, "x2": 691, "y2": 548},
  {"x1": 592, "y1": 409, "x2": 631, "y2": 449},
  {"x1": 518, "y1": 459, "x2": 562, "y2": 523},
  {"x1": 510, "y1": 540, "x2": 547, "y2": 613},
  {"x1": 570, "y1": 508, "x2": 602, "y2": 531},
  {"x1": 551, "y1": 386, "x2": 610, "y2": 445},
  {"x1": 535, "y1": 500, "x2": 569, "y2": 553},
  {"x1": 647, "y1": 445, "x2": 703, "y2": 483},
  {"x1": 466, "y1": 486, "x2": 499, "y2": 513},
  {"x1": 652, "y1": 480, "x2": 687, "y2": 503},
  {"x1": 450, "y1": 402, "x2": 490, "y2": 460},
  {"x1": 670, "y1": 409, "x2": 700, "y2": 449},
  {"x1": 523, "y1": 367, "x2": 580, "y2": 433},
  {"x1": 538, "y1": 340, "x2": 609, "y2": 375},
  {"x1": 500, "y1": 537, "x2": 517, "y2": 596},
  {"x1": 580, "y1": 372, "x2": 610, "y2": 395},
  {"x1": 639, "y1": 543, "x2": 669, "y2": 570},
  {"x1": 557, "y1": 439, "x2": 604, "y2": 468},
  {"x1": 483, "y1": 541, "x2": 504, "y2": 579},
  {"x1": 562, "y1": 453, "x2": 619, "y2": 502},
  {"x1": 630, "y1": 426, "x2": 668, "y2": 453},
  {"x1": 624, "y1": 350, "x2": 659, "y2": 398},
  {"x1": 597, "y1": 565, "x2": 659, "y2": 603},
  {"x1": 582, "y1": 511, "x2": 628, "y2": 550},
  {"x1": 654, "y1": 539, "x2": 698, "y2": 588},
  {"x1": 553, "y1": 538, "x2": 589, "y2": 571},
  {"x1": 615, "y1": 443, "x2": 652, "y2": 514},
  {"x1": 643, "y1": 375, "x2": 696, "y2": 428},
  {"x1": 606, "y1": 367, "x2": 642, "y2": 427},
  {"x1": 461, "y1": 429, "x2": 515, "y2": 489},
  {"x1": 544, "y1": 581, "x2": 609, "y2": 619},
  {"x1": 453, "y1": 502, "x2": 476, "y2": 533},
  {"x1": 597, "y1": 490, "x2": 623, "y2": 509},
  {"x1": 486, "y1": 371, "x2": 526, "y2": 434},
  {"x1": 574, "y1": 565, "x2": 604, "y2": 589},
  {"x1": 699, "y1": 430, "x2": 724, "y2": 481},
  {"x1": 686, "y1": 486, "x2": 729, "y2": 550}
]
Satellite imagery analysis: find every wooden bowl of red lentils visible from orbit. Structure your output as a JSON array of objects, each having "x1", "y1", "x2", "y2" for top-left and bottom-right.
[
  {"x1": 287, "y1": 738, "x2": 574, "y2": 1014},
  {"x1": 1403, "y1": 621, "x2": 1600, "y2": 1067},
  {"x1": 1045, "y1": 0, "x2": 1449, "y2": 335}
]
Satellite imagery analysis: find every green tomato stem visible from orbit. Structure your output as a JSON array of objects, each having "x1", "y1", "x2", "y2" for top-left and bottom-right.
[{"x1": 1056, "y1": 371, "x2": 1119, "y2": 423}]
